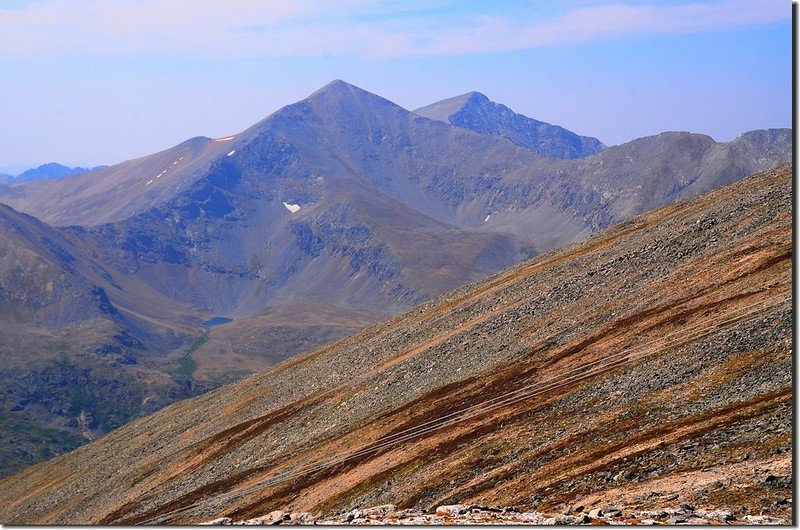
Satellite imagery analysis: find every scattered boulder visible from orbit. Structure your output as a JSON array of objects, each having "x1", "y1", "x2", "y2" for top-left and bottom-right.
[
  {"x1": 435, "y1": 504, "x2": 468, "y2": 516},
  {"x1": 698, "y1": 509, "x2": 735, "y2": 521},
  {"x1": 765, "y1": 475, "x2": 792, "y2": 489},
  {"x1": 360, "y1": 504, "x2": 396, "y2": 517},
  {"x1": 258, "y1": 511, "x2": 286, "y2": 525},
  {"x1": 667, "y1": 514, "x2": 688, "y2": 524},
  {"x1": 470, "y1": 504, "x2": 502, "y2": 513},
  {"x1": 202, "y1": 517, "x2": 233, "y2": 525},
  {"x1": 288, "y1": 512, "x2": 316, "y2": 524}
]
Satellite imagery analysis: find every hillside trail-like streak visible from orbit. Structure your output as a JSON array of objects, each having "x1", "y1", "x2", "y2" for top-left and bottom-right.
[{"x1": 144, "y1": 286, "x2": 788, "y2": 524}]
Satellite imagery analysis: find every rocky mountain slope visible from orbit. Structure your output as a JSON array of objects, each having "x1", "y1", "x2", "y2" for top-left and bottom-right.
[
  {"x1": 0, "y1": 203, "x2": 208, "y2": 477},
  {"x1": 0, "y1": 163, "x2": 790, "y2": 524},
  {"x1": 414, "y1": 91, "x2": 605, "y2": 159},
  {"x1": 0, "y1": 204, "x2": 196, "y2": 330},
  {"x1": 0, "y1": 80, "x2": 791, "y2": 481}
]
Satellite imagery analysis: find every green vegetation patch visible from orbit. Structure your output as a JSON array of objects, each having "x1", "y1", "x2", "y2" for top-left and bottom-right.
[
  {"x1": 0, "y1": 410, "x2": 85, "y2": 478},
  {"x1": 173, "y1": 332, "x2": 208, "y2": 380}
]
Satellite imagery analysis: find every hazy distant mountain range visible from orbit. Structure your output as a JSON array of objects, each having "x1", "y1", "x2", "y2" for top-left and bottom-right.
[
  {"x1": 0, "y1": 80, "x2": 790, "y2": 478},
  {"x1": 0, "y1": 162, "x2": 106, "y2": 184}
]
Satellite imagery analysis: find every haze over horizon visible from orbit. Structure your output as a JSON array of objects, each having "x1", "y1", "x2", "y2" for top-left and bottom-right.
[{"x1": 0, "y1": 0, "x2": 790, "y2": 173}]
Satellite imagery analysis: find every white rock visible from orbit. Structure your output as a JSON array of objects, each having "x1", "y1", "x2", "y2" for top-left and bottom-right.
[
  {"x1": 289, "y1": 511, "x2": 316, "y2": 524},
  {"x1": 202, "y1": 517, "x2": 233, "y2": 525},
  {"x1": 698, "y1": 509, "x2": 734, "y2": 521},
  {"x1": 744, "y1": 515, "x2": 783, "y2": 525},
  {"x1": 248, "y1": 511, "x2": 284, "y2": 525},
  {"x1": 435, "y1": 504, "x2": 468, "y2": 516},
  {"x1": 360, "y1": 504, "x2": 397, "y2": 516}
]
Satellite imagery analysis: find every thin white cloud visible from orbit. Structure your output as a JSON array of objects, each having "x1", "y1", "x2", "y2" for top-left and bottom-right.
[
  {"x1": 390, "y1": 0, "x2": 789, "y2": 57},
  {"x1": 0, "y1": 0, "x2": 788, "y2": 61}
]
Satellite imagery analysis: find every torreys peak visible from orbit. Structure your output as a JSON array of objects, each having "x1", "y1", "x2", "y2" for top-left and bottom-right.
[
  {"x1": 414, "y1": 91, "x2": 491, "y2": 122},
  {"x1": 415, "y1": 91, "x2": 605, "y2": 159}
]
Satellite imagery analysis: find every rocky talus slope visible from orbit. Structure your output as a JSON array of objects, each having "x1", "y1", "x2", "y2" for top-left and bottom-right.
[{"x1": 0, "y1": 164, "x2": 792, "y2": 524}]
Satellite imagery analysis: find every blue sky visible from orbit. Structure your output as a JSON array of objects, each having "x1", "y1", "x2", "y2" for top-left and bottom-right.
[{"x1": 0, "y1": 0, "x2": 791, "y2": 173}]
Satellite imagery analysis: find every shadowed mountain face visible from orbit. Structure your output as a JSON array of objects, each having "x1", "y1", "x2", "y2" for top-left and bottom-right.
[
  {"x1": 0, "y1": 80, "x2": 791, "y2": 480},
  {"x1": 0, "y1": 204, "x2": 206, "y2": 478},
  {"x1": 0, "y1": 164, "x2": 789, "y2": 524},
  {"x1": 414, "y1": 91, "x2": 606, "y2": 159}
]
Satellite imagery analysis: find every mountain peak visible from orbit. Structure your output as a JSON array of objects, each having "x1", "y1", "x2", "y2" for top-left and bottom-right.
[
  {"x1": 305, "y1": 79, "x2": 383, "y2": 104},
  {"x1": 413, "y1": 92, "x2": 487, "y2": 123},
  {"x1": 446, "y1": 91, "x2": 495, "y2": 113},
  {"x1": 312, "y1": 78, "x2": 358, "y2": 94},
  {"x1": 462, "y1": 91, "x2": 491, "y2": 105},
  {"x1": 415, "y1": 92, "x2": 605, "y2": 159},
  {"x1": 297, "y1": 79, "x2": 408, "y2": 122}
]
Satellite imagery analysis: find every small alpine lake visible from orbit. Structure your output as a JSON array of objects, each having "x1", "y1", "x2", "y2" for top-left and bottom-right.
[{"x1": 203, "y1": 316, "x2": 232, "y2": 328}]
